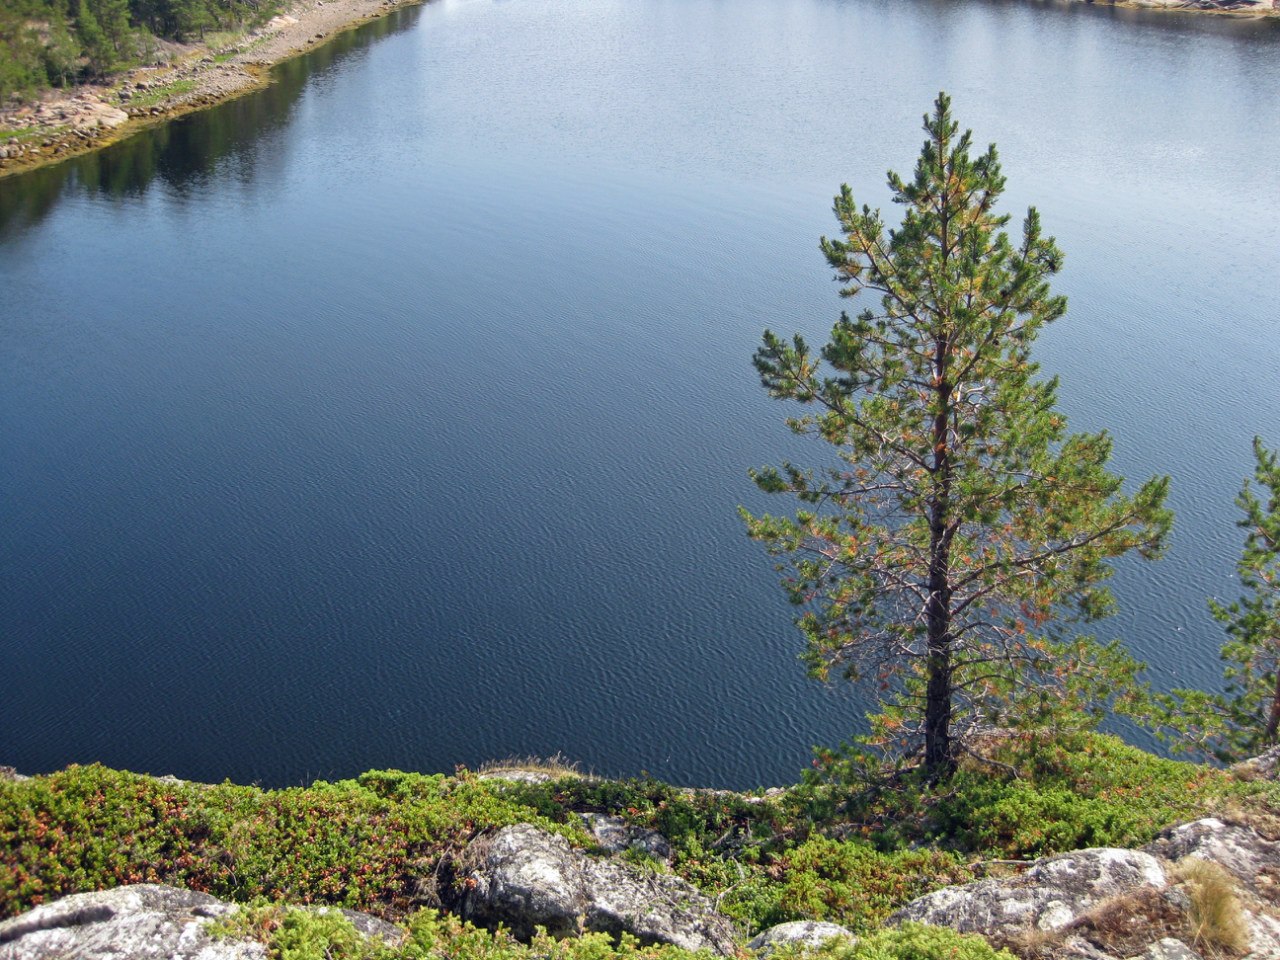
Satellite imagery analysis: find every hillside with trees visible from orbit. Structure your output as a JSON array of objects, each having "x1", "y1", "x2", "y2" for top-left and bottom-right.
[{"x1": 0, "y1": 0, "x2": 280, "y2": 99}]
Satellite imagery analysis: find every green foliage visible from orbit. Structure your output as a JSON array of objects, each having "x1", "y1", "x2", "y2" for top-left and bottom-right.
[
  {"x1": 758, "y1": 838, "x2": 970, "y2": 934},
  {"x1": 0, "y1": 0, "x2": 52, "y2": 100},
  {"x1": 213, "y1": 904, "x2": 388, "y2": 960},
  {"x1": 0, "y1": 764, "x2": 576, "y2": 919},
  {"x1": 213, "y1": 905, "x2": 1011, "y2": 960},
  {"x1": 74, "y1": 0, "x2": 113, "y2": 75},
  {"x1": 215, "y1": 905, "x2": 729, "y2": 960},
  {"x1": 0, "y1": 0, "x2": 281, "y2": 97},
  {"x1": 831, "y1": 923, "x2": 1017, "y2": 960},
  {"x1": 802, "y1": 731, "x2": 1280, "y2": 860},
  {"x1": 1164, "y1": 439, "x2": 1280, "y2": 762},
  {"x1": 742, "y1": 92, "x2": 1171, "y2": 775},
  {"x1": 3, "y1": 746, "x2": 1276, "y2": 952}
]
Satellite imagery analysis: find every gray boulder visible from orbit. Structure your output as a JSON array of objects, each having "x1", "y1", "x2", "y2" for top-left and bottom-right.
[
  {"x1": 581, "y1": 813, "x2": 673, "y2": 863},
  {"x1": 1126, "y1": 939, "x2": 1203, "y2": 960},
  {"x1": 1147, "y1": 819, "x2": 1280, "y2": 959},
  {"x1": 0, "y1": 885, "x2": 263, "y2": 960},
  {"x1": 457, "y1": 824, "x2": 738, "y2": 954},
  {"x1": 747, "y1": 921, "x2": 855, "y2": 956},
  {"x1": 1241, "y1": 910, "x2": 1280, "y2": 960},
  {"x1": 1233, "y1": 746, "x2": 1280, "y2": 781},
  {"x1": 1143, "y1": 818, "x2": 1280, "y2": 900},
  {"x1": 890, "y1": 848, "x2": 1168, "y2": 935},
  {"x1": 0, "y1": 885, "x2": 403, "y2": 960}
]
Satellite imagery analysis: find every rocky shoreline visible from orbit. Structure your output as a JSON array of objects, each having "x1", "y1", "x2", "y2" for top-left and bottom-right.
[
  {"x1": 1102, "y1": 0, "x2": 1277, "y2": 10},
  {"x1": 3, "y1": 0, "x2": 1279, "y2": 182},
  {"x1": 0, "y1": 0, "x2": 424, "y2": 180},
  {"x1": 1, "y1": 0, "x2": 1276, "y2": 181}
]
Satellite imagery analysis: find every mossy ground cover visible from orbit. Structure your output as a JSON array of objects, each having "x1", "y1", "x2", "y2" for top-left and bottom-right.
[
  {"x1": 2, "y1": 734, "x2": 1277, "y2": 958},
  {"x1": 0, "y1": 766, "x2": 579, "y2": 916},
  {"x1": 800, "y1": 731, "x2": 1280, "y2": 859},
  {"x1": 126, "y1": 78, "x2": 198, "y2": 107},
  {"x1": 0, "y1": 125, "x2": 53, "y2": 142},
  {"x1": 213, "y1": 906, "x2": 1016, "y2": 960}
]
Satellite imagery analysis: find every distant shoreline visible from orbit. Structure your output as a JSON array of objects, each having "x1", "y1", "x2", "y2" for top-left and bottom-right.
[
  {"x1": 1085, "y1": 0, "x2": 1277, "y2": 15},
  {"x1": 0, "y1": 0, "x2": 425, "y2": 180},
  {"x1": 1, "y1": 0, "x2": 1276, "y2": 181}
]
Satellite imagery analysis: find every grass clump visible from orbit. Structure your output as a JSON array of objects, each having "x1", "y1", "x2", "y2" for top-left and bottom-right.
[
  {"x1": 476, "y1": 754, "x2": 585, "y2": 780},
  {"x1": 127, "y1": 79, "x2": 197, "y2": 107},
  {"x1": 0, "y1": 125, "x2": 51, "y2": 142},
  {"x1": 1175, "y1": 859, "x2": 1251, "y2": 957}
]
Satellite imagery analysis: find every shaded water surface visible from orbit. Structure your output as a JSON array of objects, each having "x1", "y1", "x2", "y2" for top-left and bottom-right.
[{"x1": 2, "y1": 0, "x2": 1278, "y2": 787}]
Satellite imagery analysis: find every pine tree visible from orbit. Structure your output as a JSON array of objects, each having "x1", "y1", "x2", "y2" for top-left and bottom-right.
[
  {"x1": 42, "y1": 5, "x2": 82, "y2": 88},
  {"x1": 91, "y1": 0, "x2": 134, "y2": 61},
  {"x1": 1172, "y1": 439, "x2": 1280, "y2": 762},
  {"x1": 75, "y1": 0, "x2": 113, "y2": 76},
  {"x1": 742, "y1": 93, "x2": 1171, "y2": 778},
  {"x1": 1213, "y1": 439, "x2": 1280, "y2": 753},
  {"x1": 0, "y1": 0, "x2": 48, "y2": 100}
]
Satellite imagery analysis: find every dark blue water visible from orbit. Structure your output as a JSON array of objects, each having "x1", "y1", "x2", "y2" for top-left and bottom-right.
[{"x1": 3, "y1": 0, "x2": 1279, "y2": 788}]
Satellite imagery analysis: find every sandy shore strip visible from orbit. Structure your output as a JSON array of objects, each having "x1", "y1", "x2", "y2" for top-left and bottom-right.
[{"x1": 0, "y1": 0, "x2": 424, "y2": 179}]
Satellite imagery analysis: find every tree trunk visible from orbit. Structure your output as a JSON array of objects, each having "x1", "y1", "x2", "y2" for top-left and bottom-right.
[
  {"x1": 1264, "y1": 669, "x2": 1280, "y2": 745},
  {"x1": 923, "y1": 639, "x2": 953, "y2": 777},
  {"x1": 924, "y1": 401, "x2": 954, "y2": 778},
  {"x1": 924, "y1": 326, "x2": 954, "y2": 779}
]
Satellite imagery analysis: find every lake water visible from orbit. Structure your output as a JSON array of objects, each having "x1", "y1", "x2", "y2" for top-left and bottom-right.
[{"x1": 2, "y1": 0, "x2": 1279, "y2": 789}]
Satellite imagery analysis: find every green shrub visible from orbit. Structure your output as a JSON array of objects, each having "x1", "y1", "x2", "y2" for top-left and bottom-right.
[
  {"x1": 800, "y1": 731, "x2": 1280, "y2": 859},
  {"x1": 0, "y1": 764, "x2": 575, "y2": 919},
  {"x1": 761, "y1": 838, "x2": 971, "y2": 933},
  {"x1": 834, "y1": 923, "x2": 1017, "y2": 960}
]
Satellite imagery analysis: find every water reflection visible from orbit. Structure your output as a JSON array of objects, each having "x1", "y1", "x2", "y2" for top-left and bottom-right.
[{"x1": 0, "y1": 5, "x2": 423, "y2": 238}]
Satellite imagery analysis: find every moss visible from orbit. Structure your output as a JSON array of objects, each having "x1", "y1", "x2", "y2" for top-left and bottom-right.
[
  {"x1": 126, "y1": 79, "x2": 197, "y2": 107},
  {"x1": 0, "y1": 125, "x2": 55, "y2": 142}
]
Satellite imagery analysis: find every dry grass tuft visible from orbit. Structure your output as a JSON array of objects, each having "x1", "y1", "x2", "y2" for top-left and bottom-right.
[
  {"x1": 475, "y1": 753, "x2": 585, "y2": 780},
  {"x1": 998, "y1": 925, "x2": 1067, "y2": 959},
  {"x1": 1175, "y1": 858, "x2": 1251, "y2": 957},
  {"x1": 1064, "y1": 887, "x2": 1184, "y2": 959}
]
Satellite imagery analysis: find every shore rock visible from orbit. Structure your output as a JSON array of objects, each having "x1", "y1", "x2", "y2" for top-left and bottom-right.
[
  {"x1": 581, "y1": 813, "x2": 673, "y2": 863},
  {"x1": 1233, "y1": 746, "x2": 1280, "y2": 781},
  {"x1": 1143, "y1": 818, "x2": 1280, "y2": 901},
  {"x1": 456, "y1": 824, "x2": 738, "y2": 954},
  {"x1": 890, "y1": 848, "x2": 1168, "y2": 935},
  {"x1": 747, "y1": 921, "x2": 856, "y2": 956},
  {"x1": 0, "y1": 885, "x2": 262, "y2": 960},
  {"x1": 0, "y1": 885, "x2": 403, "y2": 960},
  {"x1": 1127, "y1": 939, "x2": 1202, "y2": 960}
]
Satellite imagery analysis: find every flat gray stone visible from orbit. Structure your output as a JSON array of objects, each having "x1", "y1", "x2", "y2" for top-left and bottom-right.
[
  {"x1": 891, "y1": 848, "x2": 1167, "y2": 936},
  {"x1": 0, "y1": 885, "x2": 262, "y2": 960},
  {"x1": 1126, "y1": 938, "x2": 1203, "y2": 960},
  {"x1": 747, "y1": 921, "x2": 855, "y2": 956}
]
